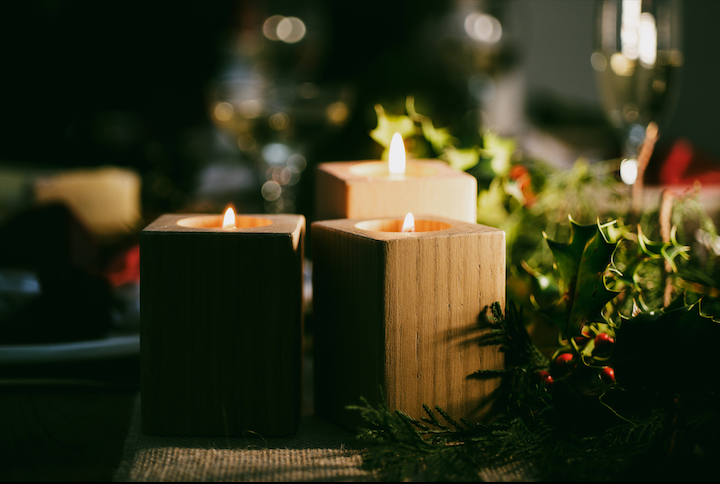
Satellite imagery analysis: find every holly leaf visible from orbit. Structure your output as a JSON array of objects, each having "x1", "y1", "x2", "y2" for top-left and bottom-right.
[
  {"x1": 540, "y1": 218, "x2": 621, "y2": 337},
  {"x1": 476, "y1": 178, "x2": 509, "y2": 227},
  {"x1": 521, "y1": 261, "x2": 561, "y2": 309},
  {"x1": 369, "y1": 104, "x2": 416, "y2": 149},
  {"x1": 661, "y1": 226, "x2": 691, "y2": 273},
  {"x1": 442, "y1": 146, "x2": 480, "y2": 171},
  {"x1": 610, "y1": 225, "x2": 691, "y2": 312},
  {"x1": 405, "y1": 96, "x2": 460, "y2": 157},
  {"x1": 636, "y1": 225, "x2": 690, "y2": 273},
  {"x1": 481, "y1": 132, "x2": 515, "y2": 178},
  {"x1": 419, "y1": 118, "x2": 457, "y2": 153}
]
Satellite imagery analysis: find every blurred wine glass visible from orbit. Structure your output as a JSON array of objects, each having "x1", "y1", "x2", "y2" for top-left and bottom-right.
[
  {"x1": 204, "y1": 1, "x2": 354, "y2": 215},
  {"x1": 429, "y1": 0, "x2": 521, "y2": 138},
  {"x1": 591, "y1": 0, "x2": 683, "y2": 184}
]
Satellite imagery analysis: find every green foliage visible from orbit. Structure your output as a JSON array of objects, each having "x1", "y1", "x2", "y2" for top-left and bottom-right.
[
  {"x1": 349, "y1": 302, "x2": 719, "y2": 481},
  {"x1": 369, "y1": 97, "x2": 720, "y2": 335},
  {"x1": 368, "y1": 104, "x2": 416, "y2": 156},
  {"x1": 354, "y1": 100, "x2": 720, "y2": 480},
  {"x1": 531, "y1": 210, "x2": 718, "y2": 405},
  {"x1": 348, "y1": 302, "x2": 554, "y2": 481},
  {"x1": 539, "y1": 218, "x2": 621, "y2": 337}
]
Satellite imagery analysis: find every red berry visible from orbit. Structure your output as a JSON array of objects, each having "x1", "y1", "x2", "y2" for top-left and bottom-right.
[
  {"x1": 573, "y1": 336, "x2": 590, "y2": 347},
  {"x1": 510, "y1": 165, "x2": 528, "y2": 180},
  {"x1": 593, "y1": 333, "x2": 615, "y2": 354},
  {"x1": 537, "y1": 370, "x2": 554, "y2": 385},
  {"x1": 555, "y1": 352, "x2": 574, "y2": 365},
  {"x1": 600, "y1": 366, "x2": 615, "y2": 384},
  {"x1": 552, "y1": 352, "x2": 576, "y2": 375}
]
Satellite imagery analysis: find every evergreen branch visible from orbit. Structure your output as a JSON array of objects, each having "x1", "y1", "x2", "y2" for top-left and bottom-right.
[
  {"x1": 421, "y1": 404, "x2": 449, "y2": 431},
  {"x1": 434, "y1": 405, "x2": 467, "y2": 431}
]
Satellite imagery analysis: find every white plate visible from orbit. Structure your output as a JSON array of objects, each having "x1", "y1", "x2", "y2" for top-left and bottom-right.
[{"x1": 0, "y1": 331, "x2": 139, "y2": 365}]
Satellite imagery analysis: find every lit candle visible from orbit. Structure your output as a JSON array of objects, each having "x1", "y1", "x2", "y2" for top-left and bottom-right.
[
  {"x1": 222, "y1": 206, "x2": 236, "y2": 228},
  {"x1": 311, "y1": 214, "x2": 505, "y2": 431},
  {"x1": 315, "y1": 133, "x2": 477, "y2": 223},
  {"x1": 140, "y1": 207, "x2": 305, "y2": 437},
  {"x1": 400, "y1": 212, "x2": 415, "y2": 232},
  {"x1": 388, "y1": 132, "x2": 406, "y2": 177}
]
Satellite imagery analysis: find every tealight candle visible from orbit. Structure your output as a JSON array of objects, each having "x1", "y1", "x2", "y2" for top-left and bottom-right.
[
  {"x1": 311, "y1": 214, "x2": 505, "y2": 431},
  {"x1": 140, "y1": 208, "x2": 305, "y2": 437},
  {"x1": 315, "y1": 134, "x2": 477, "y2": 223}
]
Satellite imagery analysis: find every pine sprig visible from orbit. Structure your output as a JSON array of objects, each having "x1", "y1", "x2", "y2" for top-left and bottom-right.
[
  {"x1": 348, "y1": 302, "x2": 555, "y2": 480},
  {"x1": 349, "y1": 300, "x2": 719, "y2": 482}
]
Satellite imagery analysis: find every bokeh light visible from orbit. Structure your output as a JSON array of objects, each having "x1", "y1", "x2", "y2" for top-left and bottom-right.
[
  {"x1": 213, "y1": 102, "x2": 234, "y2": 121},
  {"x1": 464, "y1": 12, "x2": 502, "y2": 44},
  {"x1": 263, "y1": 15, "x2": 306, "y2": 43},
  {"x1": 620, "y1": 157, "x2": 638, "y2": 185}
]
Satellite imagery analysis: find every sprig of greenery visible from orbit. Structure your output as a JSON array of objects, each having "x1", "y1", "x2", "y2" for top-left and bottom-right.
[
  {"x1": 349, "y1": 301, "x2": 554, "y2": 481},
  {"x1": 350, "y1": 299, "x2": 719, "y2": 481},
  {"x1": 354, "y1": 100, "x2": 720, "y2": 481},
  {"x1": 369, "y1": 98, "x2": 720, "y2": 341}
]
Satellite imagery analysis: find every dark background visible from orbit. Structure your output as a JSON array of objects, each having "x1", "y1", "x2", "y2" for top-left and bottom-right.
[
  {"x1": 0, "y1": 3, "x2": 718, "y2": 480},
  {"x1": 1, "y1": 0, "x2": 719, "y2": 222}
]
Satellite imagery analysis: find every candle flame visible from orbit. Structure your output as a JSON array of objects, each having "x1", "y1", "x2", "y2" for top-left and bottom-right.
[
  {"x1": 222, "y1": 207, "x2": 236, "y2": 228},
  {"x1": 401, "y1": 212, "x2": 415, "y2": 233},
  {"x1": 388, "y1": 132, "x2": 406, "y2": 176}
]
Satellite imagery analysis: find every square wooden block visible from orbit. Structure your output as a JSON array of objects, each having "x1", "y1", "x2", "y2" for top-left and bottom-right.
[
  {"x1": 315, "y1": 160, "x2": 477, "y2": 223},
  {"x1": 140, "y1": 213, "x2": 305, "y2": 437},
  {"x1": 311, "y1": 215, "x2": 505, "y2": 431}
]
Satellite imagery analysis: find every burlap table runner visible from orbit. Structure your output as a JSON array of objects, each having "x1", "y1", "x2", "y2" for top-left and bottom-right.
[
  {"x1": 113, "y1": 394, "x2": 377, "y2": 482},
  {"x1": 113, "y1": 394, "x2": 534, "y2": 482}
]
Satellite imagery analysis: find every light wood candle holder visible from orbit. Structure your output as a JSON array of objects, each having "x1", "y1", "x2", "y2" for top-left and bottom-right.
[
  {"x1": 311, "y1": 215, "x2": 505, "y2": 431},
  {"x1": 315, "y1": 160, "x2": 477, "y2": 223},
  {"x1": 140, "y1": 213, "x2": 305, "y2": 437}
]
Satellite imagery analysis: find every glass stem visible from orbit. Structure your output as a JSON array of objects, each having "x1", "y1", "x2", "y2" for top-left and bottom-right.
[{"x1": 630, "y1": 122, "x2": 660, "y2": 223}]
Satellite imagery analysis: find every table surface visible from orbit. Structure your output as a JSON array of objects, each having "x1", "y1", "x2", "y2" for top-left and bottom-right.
[
  {"x1": 2, "y1": 349, "x2": 718, "y2": 482},
  {"x1": 0, "y1": 346, "x2": 376, "y2": 483},
  {"x1": 0, "y1": 356, "x2": 140, "y2": 482}
]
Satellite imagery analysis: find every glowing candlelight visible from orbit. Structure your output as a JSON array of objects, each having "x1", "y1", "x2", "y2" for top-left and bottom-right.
[
  {"x1": 222, "y1": 207, "x2": 236, "y2": 228},
  {"x1": 311, "y1": 215, "x2": 506, "y2": 430},
  {"x1": 401, "y1": 212, "x2": 415, "y2": 232},
  {"x1": 388, "y1": 132, "x2": 406, "y2": 177},
  {"x1": 315, "y1": 130, "x2": 478, "y2": 222},
  {"x1": 141, "y1": 211, "x2": 306, "y2": 437}
]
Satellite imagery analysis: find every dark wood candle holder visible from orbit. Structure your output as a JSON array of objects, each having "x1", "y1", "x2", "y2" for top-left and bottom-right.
[{"x1": 140, "y1": 213, "x2": 305, "y2": 437}]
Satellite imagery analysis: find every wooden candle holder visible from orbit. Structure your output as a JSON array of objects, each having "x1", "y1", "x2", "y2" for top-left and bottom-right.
[
  {"x1": 315, "y1": 160, "x2": 477, "y2": 223},
  {"x1": 140, "y1": 213, "x2": 305, "y2": 437},
  {"x1": 311, "y1": 215, "x2": 505, "y2": 431}
]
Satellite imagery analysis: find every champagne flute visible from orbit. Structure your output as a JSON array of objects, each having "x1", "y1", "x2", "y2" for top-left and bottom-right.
[{"x1": 591, "y1": 0, "x2": 683, "y2": 197}]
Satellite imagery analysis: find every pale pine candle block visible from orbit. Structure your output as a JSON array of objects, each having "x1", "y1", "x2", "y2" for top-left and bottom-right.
[
  {"x1": 315, "y1": 160, "x2": 477, "y2": 223},
  {"x1": 311, "y1": 215, "x2": 505, "y2": 431}
]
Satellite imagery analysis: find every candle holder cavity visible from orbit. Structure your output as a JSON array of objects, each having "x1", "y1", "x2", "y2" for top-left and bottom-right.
[
  {"x1": 176, "y1": 214, "x2": 273, "y2": 228},
  {"x1": 315, "y1": 160, "x2": 477, "y2": 223},
  {"x1": 140, "y1": 213, "x2": 305, "y2": 437},
  {"x1": 311, "y1": 215, "x2": 505, "y2": 431}
]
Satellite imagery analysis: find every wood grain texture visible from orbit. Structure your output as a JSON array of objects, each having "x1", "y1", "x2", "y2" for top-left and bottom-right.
[
  {"x1": 140, "y1": 214, "x2": 305, "y2": 437},
  {"x1": 312, "y1": 215, "x2": 505, "y2": 431},
  {"x1": 315, "y1": 161, "x2": 478, "y2": 223}
]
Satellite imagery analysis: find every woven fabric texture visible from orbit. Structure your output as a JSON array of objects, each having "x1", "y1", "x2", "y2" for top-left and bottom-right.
[
  {"x1": 113, "y1": 394, "x2": 535, "y2": 482},
  {"x1": 113, "y1": 395, "x2": 376, "y2": 482}
]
